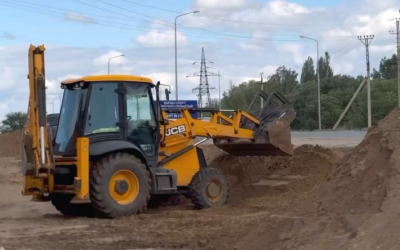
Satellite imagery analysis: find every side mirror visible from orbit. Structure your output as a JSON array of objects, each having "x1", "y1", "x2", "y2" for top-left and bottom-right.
[
  {"x1": 155, "y1": 81, "x2": 165, "y2": 124},
  {"x1": 165, "y1": 88, "x2": 170, "y2": 101},
  {"x1": 160, "y1": 119, "x2": 169, "y2": 125}
]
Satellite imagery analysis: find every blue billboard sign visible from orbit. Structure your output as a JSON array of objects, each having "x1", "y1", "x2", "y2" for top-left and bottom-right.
[{"x1": 158, "y1": 100, "x2": 198, "y2": 119}]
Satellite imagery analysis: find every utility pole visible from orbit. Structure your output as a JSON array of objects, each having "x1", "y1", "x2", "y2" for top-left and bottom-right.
[
  {"x1": 260, "y1": 72, "x2": 264, "y2": 108},
  {"x1": 174, "y1": 10, "x2": 199, "y2": 100},
  {"x1": 358, "y1": 35, "x2": 374, "y2": 128},
  {"x1": 108, "y1": 54, "x2": 124, "y2": 75},
  {"x1": 390, "y1": 18, "x2": 400, "y2": 107},
  {"x1": 299, "y1": 35, "x2": 321, "y2": 130}
]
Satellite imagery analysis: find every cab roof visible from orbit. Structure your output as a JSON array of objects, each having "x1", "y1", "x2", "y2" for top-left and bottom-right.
[{"x1": 60, "y1": 74, "x2": 153, "y2": 85}]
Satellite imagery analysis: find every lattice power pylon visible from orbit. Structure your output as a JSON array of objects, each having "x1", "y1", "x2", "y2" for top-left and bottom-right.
[{"x1": 188, "y1": 47, "x2": 215, "y2": 107}]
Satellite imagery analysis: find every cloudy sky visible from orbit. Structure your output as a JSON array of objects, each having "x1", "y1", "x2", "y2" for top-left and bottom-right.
[{"x1": 0, "y1": 0, "x2": 399, "y2": 119}]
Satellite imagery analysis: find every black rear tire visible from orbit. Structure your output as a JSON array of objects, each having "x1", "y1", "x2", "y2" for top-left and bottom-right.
[
  {"x1": 50, "y1": 193, "x2": 95, "y2": 217},
  {"x1": 89, "y1": 152, "x2": 151, "y2": 218},
  {"x1": 189, "y1": 168, "x2": 229, "y2": 209}
]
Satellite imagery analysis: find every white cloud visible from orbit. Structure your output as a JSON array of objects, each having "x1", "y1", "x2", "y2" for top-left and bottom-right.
[
  {"x1": 357, "y1": 15, "x2": 371, "y2": 23},
  {"x1": 93, "y1": 51, "x2": 125, "y2": 66},
  {"x1": 196, "y1": 0, "x2": 247, "y2": 10},
  {"x1": 260, "y1": 65, "x2": 279, "y2": 76},
  {"x1": 237, "y1": 42, "x2": 261, "y2": 50},
  {"x1": 251, "y1": 31, "x2": 269, "y2": 39},
  {"x1": 143, "y1": 72, "x2": 173, "y2": 88},
  {"x1": 268, "y1": 0, "x2": 311, "y2": 16},
  {"x1": 242, "y1": 76, "x2": 259, "y2": 83},
  {"x1": 0, "y1": 0, "x2": 399, "y2": 119},
  {"x1": 135, "y1": 30, "x2": 187, "y2": 48},
  {"x1": 64, "y1": 12, "x2": 97, "y2": 24},
  {"x1": 333, "y1": 61, "x2": 355, "y2": 75},
  {"x1": 0, "y1": 67, "x2": 16, "y2": 91},
  {"x1": 278, "y1": 44, "x2": 305, "y2": 66},
  {"x1": 370, "y1": 45, "x2": 395, "y2": 53},
  {"x1": 179, "y1": 15, "x2": 214, "y2": 28},
  {"x1": 323, "y1": 28, "x2": 353, "y2": 39}
]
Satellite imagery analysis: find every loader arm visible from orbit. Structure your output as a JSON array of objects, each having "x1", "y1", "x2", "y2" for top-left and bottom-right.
[
  {"x1": 155, "y1": 91, "x2": 295, "y2": 187},
  {"x1": 22, "y1": 45, "x2": 55, "y2": 196},
  {"x1": 159, "y1": 90, "x2": 296, "y2": 158}
]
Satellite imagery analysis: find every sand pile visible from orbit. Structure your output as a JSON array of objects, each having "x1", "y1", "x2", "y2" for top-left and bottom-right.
[
  {"x1": 0, "y1": 129, "x2": 22, "y2": 158},
  {"x1": 232, "y1": 107, "x2": 400, "y2": 250},
  {"x1": 201, "y1": 144, "x2": 342, "y2": 203},
  {"x1": 298, "y1": 107, "x2": 400, "y2": 249}
]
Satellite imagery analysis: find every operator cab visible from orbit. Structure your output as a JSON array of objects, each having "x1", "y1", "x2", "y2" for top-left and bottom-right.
[{"x1": 53, "y1": 75, "x2": 161, "y2": 166}]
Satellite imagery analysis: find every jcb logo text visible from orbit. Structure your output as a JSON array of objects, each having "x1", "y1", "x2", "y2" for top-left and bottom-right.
[{"x1": 165, "y1": 125, "x2": 186, "y2": 137}]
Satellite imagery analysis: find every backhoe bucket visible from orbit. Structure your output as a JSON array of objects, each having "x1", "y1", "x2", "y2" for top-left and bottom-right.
[{"x1": 214, "y1": 91, "x2": 296, "y2": 157}]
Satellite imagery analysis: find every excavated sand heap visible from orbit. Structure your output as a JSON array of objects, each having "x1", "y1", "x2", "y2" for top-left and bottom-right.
[
  {"x1": 232, "y1": 108, "x2": 400, "y2": 250},
  {"x1": 0, "y1": 130, "x2": 22, "y2": 158},
  {"x1": 205, "y1": 144, "x2": 342, "y2": 203},
  {"x1": 303, "y1": 107, "x2": 400, "y2": 249}
]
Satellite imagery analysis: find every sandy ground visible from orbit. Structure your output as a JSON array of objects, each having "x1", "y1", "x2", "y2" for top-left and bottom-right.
[
  {"x1": 0, "y1": 136, "x2": 353, "y2": 250},
  {"x1": 2, "y1": 113, "x2": 400, "y2": 250}
]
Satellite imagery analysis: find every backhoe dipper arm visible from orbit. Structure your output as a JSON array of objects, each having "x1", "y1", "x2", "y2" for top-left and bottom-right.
[{"x1": 22, "y1": 45, "x2": 54, "y2": 195}]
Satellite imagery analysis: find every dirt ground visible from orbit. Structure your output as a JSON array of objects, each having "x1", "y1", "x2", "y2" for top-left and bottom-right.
[{"x1": 1, "y1": 109, "x2": 400, "y2": 250}]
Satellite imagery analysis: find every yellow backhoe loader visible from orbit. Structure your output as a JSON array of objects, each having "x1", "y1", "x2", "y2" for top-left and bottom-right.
[{"x1": 21, "y1": 44, "x2": 296, "y2": 218}]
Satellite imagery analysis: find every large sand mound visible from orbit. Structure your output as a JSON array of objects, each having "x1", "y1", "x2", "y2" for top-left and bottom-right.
[
  {"x1": 0, "y1": 130, "x2": 22, "y2": 158},
  {"x1": 3, "y1": 108, "x2": 400, "y2": 250},
  {"x1": 201, "y1": 144, "x2": 342, "y2": 204},
  {"x1": 231, "y1": 108, "x2": 400, "y2": 250}
]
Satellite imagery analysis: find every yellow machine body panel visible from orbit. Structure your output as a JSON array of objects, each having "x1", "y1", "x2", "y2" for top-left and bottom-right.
[
  {"x1": 61, "y1": 74, "x2": 153, "y2": 85},
  {"x1": 75, "y1": 137, "x2": 90, "y2": 200}
]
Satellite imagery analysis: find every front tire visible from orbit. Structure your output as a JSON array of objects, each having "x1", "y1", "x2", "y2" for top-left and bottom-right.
[
  {"x1": 89, "y1": 153, "x2": 151, "y2": 218},
  {"x1": 189, "y1": 168, "x2": 229, "y2": 209}
]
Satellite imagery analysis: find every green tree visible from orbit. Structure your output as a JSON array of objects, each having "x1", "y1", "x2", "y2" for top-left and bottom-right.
[
  {"x1": 268, "y1": 65, "x2": 299, "y2": 94},
  {"x1": 215, "y1": 53, "x2": 400, "y2": 131},
  {"x1": 0, "y1": 111, "x2": 27, "y2": 133},
  {"x1": 290, "y1": 80, "x2": 318, "y2": 130},
  {"x1": 301, "y1": 56, "x2": 316, "y2": 83},
  {"x1": 205, "y1": 98, "x2": 219, "y2": 108},
  {"x1": 318, "y1": 52, "x2": 334, "y2": 79},
  {"x1": 372, "y1": 54, "x2": 397, "y2": 80}
]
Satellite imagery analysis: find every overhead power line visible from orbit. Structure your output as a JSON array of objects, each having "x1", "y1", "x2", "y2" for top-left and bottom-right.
[
  {"x1": 3, "y1": 0, "x2": 381, "y2": 44},
  {"x1": 71, "y1": 0, "x2": 309, "y2": 41},
  {"x1": 2, "y1": 0, "x2": 152, "y2": 23},
  {"x1": 95, "y1": 0, "x2": 175, "y2": 25},
  {"x1": 71, "y1": 0, "x2": 232, "y2": 37},
  {"x1": 114, "y1": 0, "x2": 181, "y2": 14},
  {"x1": 0, "y1": 2, "x2": 309, "y2": 43},
  {"x1": 72, "y1": 0, "x2": 175, "y2": 28},
  {"x1": 0, "y1": 2, "x2": 167, "y2": 32},
  {"x1": 197, "y1": 15, "x2": 370, "y2": 27},
  {"x1": 331, "y1": 0, "x2": 395, "y2": 57}
]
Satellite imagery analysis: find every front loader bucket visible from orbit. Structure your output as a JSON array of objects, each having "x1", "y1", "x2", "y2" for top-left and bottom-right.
[{"x1": 214, "y1": 91, "x2": 296, "y2": 157}]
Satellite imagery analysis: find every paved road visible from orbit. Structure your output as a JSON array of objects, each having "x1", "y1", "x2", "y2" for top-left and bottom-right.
[
  {"x1": 291, "y1": 130, "x2": 366, "y2": 139},
  {"x1": 198, "y1": 130, "x2": 366, "y2": 147}
]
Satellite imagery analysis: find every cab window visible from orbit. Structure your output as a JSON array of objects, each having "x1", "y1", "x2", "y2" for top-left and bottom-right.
[
  {"x1": 84, "y1": 82, "x2": 119, "y2": 135},
  {"x1": 125, "y1": 83, "x2": 157, "y2": 156}
]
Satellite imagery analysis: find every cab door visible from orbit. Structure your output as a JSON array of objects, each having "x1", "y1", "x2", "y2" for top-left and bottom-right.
[{"x1": 124, "y1": 82, "x2": 159, "y2": 165}]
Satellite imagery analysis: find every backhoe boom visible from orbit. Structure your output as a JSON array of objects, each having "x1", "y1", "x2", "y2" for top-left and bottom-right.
[{"x1": 22, "y1": 45, "x2": 54, "y2": 196}]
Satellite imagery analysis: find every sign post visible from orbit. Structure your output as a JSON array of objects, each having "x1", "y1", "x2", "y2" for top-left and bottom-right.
[{"x1": 158, "y1": 100, "x2": 198, "y2": 119}]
